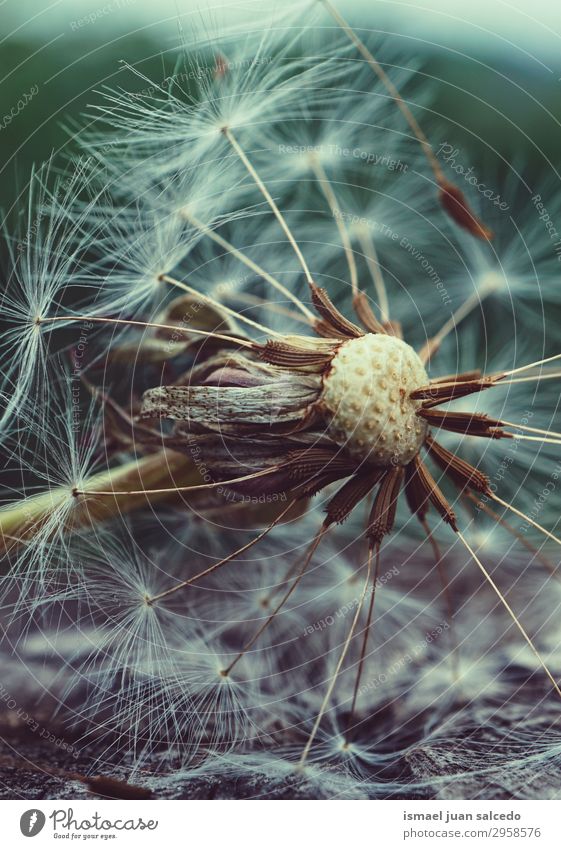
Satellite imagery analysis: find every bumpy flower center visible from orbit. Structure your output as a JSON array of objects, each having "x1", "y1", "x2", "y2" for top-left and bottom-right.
[{"x1": 321, "y1": 334, "x2": 429, "y2": 466}]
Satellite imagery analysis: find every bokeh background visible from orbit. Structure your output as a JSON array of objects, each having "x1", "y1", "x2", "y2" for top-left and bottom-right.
[{"x1": 2, "y1": 0, "x2": 561, "y2": 209}]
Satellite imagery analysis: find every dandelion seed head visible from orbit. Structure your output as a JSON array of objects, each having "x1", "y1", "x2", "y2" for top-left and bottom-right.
[
  {"x1": 322, "y1": 334, "x2": 428, "y2": 464},
  {"x1": 464, "y1": 523, "x2": 502, "y2": 555},
  {"x1": 476, "y1": 268, "x2": 507, "y2": 296},
  {"x1": 0, "y1": 161, "x2": 98, "y2": 428},
  {"x1": 0, "y1": 379, "x2": 107, "y2": 613},
  {"x1": 88, "y1": 17, "x2": 341, "y2": 177}
]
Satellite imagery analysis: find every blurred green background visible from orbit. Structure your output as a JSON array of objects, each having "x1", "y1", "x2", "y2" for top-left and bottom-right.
[{"x1": 1, "y1": 0, "x2": 561, "y2": 211}]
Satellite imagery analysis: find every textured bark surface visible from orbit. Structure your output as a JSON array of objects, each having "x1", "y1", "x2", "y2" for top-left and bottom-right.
[{"x1": 3, "y1": 677, "x2": 560, "y2": 801}]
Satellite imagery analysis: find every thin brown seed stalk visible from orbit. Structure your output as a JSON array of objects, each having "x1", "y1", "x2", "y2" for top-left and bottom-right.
[
  {"x1": 464, "y1": 492, "x2": 560, "y2": 581},
  {"x1": 425, "y1": 434, "x2": 491, "y2": 495},
  {"x1": 344, "y1": 543, "x2": 380, "y2": 742},
  {"x1": 310, "y1": 154, "x2": 359, "y2": 295},
  {"x1": 325, "y1": 471, "x2": 382, "y2": 525},
  {"x1": 418, "y1": 408, "x2": 504, "y2": 436},
  {"x1": 298, "y1": 546, "x2": 373, "y2": 768},
  {"x1": 457, "y1": 531, "x2": 561, "y2": 700},
  {"x1": 321, "y1": 3, "x2": 491, "y2": 237},
  {"x1": 320, "y1": 0, "x2": 444, "y2": 182},
  {"x1": 159, "y1": 273, "x2": 285, "y2": 337},
  {"x1": 490, "y1": 493, "x2": 561, "y2": 548},
  {"x1": 419, "y1": 282, "x2": 503, "y2": 364},
  {"x1": 356, "y1": 226, "x2": 390, "y2": 324},
  {"x1": 258, "y1": 340, "x2": 335, "y2": 368},
  {"x1": 352, "y1": 291, "x2": 387, "y2": 334},
  {"x1": 222, "y1": 526, "x2": 328, "y2": 677},
  {"x1": 39, "y1": 315, "x2": 256, "y2": 349},
  {"x1": 148, "y1": 498, "x2": 298, "y2": 603},
  {"x1": 410, "y1": 455, "x2": 457, "y2": 530},
  {"x1": 179, "y1": 209, "x2": 315, "y2": 321},
  {"x1": 412, "y1": 376, "x2": 499, "y2": 404},
  {"x1": 222, "y1": 126, "x2": 314, "y2": 284},
  {"x1": 309, "y1": 282, "x2": 363, "y2": 338},
  {"x1": 367, "y1": 466, "x2": 404, "y2": 542},
  {"x1": 74, "y1": 463, "x2": 289, "y2": 497}
]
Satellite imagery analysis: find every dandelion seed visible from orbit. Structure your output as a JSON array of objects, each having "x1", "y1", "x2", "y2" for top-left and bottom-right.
[{"x1": 0, "y1": 161, "x2": 100, "y2": 430}]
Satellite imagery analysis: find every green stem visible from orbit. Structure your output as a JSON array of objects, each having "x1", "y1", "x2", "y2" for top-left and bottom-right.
[{"x1": 0, "y1": 450, "x2": 197, "y2": 556}]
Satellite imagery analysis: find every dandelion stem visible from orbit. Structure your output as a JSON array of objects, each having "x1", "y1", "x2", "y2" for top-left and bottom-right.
[
  {"x1": 222, "y1": 127, "x2": 315, "y2": 284},
  {"x1": 299, "y1": 546, "x2": 373, "y2": 768},
  {"x1": 0, "y1": 450, "x2": 195, "y2": 556},
  {"x1": 456, "y1": 530, "x2": 561, "y2": 700},
  {"x1": 180, "y1": 208, "x2": 315, "y2": 321}
]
